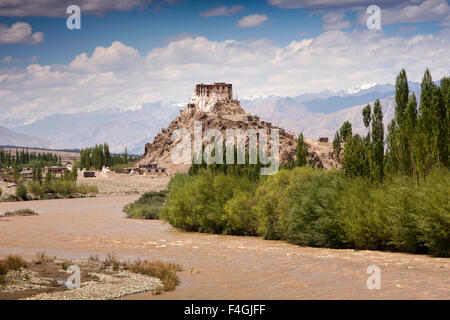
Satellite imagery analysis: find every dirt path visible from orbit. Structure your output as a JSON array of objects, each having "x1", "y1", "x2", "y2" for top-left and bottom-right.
[{"x1": 0, "y1": 196, "x2": 448, "y2": 299}]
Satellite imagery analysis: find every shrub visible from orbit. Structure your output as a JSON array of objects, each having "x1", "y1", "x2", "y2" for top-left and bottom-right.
[
  {"x1": 33, "y1": 252, "x2": 54, "y2": 265},
  {"x1": 16, "y1": 183, "x2": 28, "y2": 200},
  {"x1": 224, "y1": 191, "x2": 258, "y2": 236},
  {"x1": 128, "y1": 260, "x2": 182, "y2": 292},
  {"x1": 4, "y1": 209, "x2": 38, "y2": 217},
  {"x1": 337, "y1": 178, "x2": 392, "y2": 250},
  {"x1": 253, "y1": 168, "x2": 305, "y2": 240},
  {"x1": 286, "y1": 169, "x2": 347, "y2": 248},
  {"x1": 161, "y1": 170, "x2": 256, "y2": 234},
  {"x1": 123, "y1": 191, "x2": 167, "y2": 219},
  {"x1": 0, "y1": 187, "x2": 3, "y2": 198},
  {"x1": 0, "y1": 255, "x2": 28, "y2": 285},
  {"x1": 124, "y1": 204, "x2": 161, "y2": 219},
  {"x1": 77, "y1": 183, "x2": 99, "y2": 195},
  {"x1": 162, "y1": 166, "x2": 449, "y2": 257},
  {"x1": 28, "y1": 181, "x2": 44, "y2": 199},
  {"x1": 52, "y1": 180, "x2": 77, "y2": 197},
  {"x1": 104, "y1": 253, "x2": 122, "y2": 271},
  {"x1": 2, "y1": 255, "x2": 28, "y2": 270},
  {"x1": 414, "y1": 168, "x2": 450, "y2": 256}
]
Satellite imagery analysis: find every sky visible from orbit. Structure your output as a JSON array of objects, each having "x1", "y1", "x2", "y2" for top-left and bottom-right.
[{"x1": 0, "y1": 0, "x2": 449, "y2": 125}]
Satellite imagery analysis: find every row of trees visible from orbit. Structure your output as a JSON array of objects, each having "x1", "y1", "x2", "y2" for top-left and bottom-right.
[
  {"x1": 188, "y1": 132, "x2": 310, "y2": 181},
  {"x1": 0, "y1": 148, "x2": 62, "y2": 169},
  {"x1": 334, "y1": 69, "x2": 449, "y2": 181},
  {"x1": 188, "y1": 143, "x2": 264, "y2": 181},
  {"x1": 386, "y1": 69, "x2": 449, "y2": 178},
  {"x1": 79, "y1": 143, "x2": 135, "y2": 170},
  {"x1": 79, "y1": 144, "x2": 112, "y2": 170},
  {"x1": 162, "y1": 166, "x2": 449, "y2": 256}
]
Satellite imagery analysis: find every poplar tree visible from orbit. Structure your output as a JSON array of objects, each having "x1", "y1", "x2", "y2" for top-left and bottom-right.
[
  {"x1": 370, "y1": 99, "x2": 384, "y2": 181},
  {"x1": 295, "y1": 132, "x2": 308, "y2": 167}
]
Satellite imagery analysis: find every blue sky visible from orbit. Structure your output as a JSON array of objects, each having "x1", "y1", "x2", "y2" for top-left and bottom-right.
[
  {"x1": 0, "y1": 0, "x2": 321, "y2": 65},
  {"x1": 0, "y1": 0, "x2": 449, "y2": 125},
  {"x1": 0, "y1": 0, "x2": 445, "y2": 66}
]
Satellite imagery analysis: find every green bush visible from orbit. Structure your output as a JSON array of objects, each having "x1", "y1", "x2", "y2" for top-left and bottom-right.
[
  {"x1": 16, "y1": 183, "x2": 27, "y2": 200},
  {"x1": 52, "y1": 180, "x2": 78, "y2": 197},
  {"x1": 338, "y1": 178, "x2": 393, "y2": 250},
  {"x1": 4, "y1": 209, "x2": 38, "y2": 217},
  {"x1": 123, "y1": 190, "x2": 167, "y2": 219},
  {"x1": 161, "y1": 167, "x2": 449, "y2": 257},
  {"x1": 28, "y1": 181, "x2": 44, "y2": 199},
  {"x1": 77, "y1": 183, "x2": 99, "y2": 195},
  {"x1": 285, "y1": 169, "x2": 347, "y2": 248},
  {"x1": 224, "y1": 191, "x2": 258, "y2": 236},
  {"x1": 252, "y1": 169, "x2": 299, "y2": 240},
  {"x1": 161, "y1": 170, "x2": 256, "y2": 234},
  {"x1": 414, "y1": 168, "x2": 450, "y2": 256}
]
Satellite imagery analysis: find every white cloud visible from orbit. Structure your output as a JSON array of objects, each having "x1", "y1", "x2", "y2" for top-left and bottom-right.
[
  {"x1": 2, "y1": 56, "x2": 21, "y2": 63},
  {"x1": 69, "y1": 41, "x2": 141, "y2": 72},
  {"x1": 322, "y1": 12, "x2": 351, "y2": 30},
  {"x1": 397, "y1": 26, "x2": 418, "y2": 34},
  {"x1": 29, "y1": 55, "x2": 38, "y2": 63},
  {"x1": 1, "y1": 29, "x2": 449, "y2": 125},
  {"x1": 0, "y1": 22, "x2": 43, "y2": 44},
  {"x1": 199, "y1": 5, "x2": 244, "y2": 18},
  {"x1": 0, "y1": 0, "x2": 177, "y2": 17},
  {"x1": 357, "y1": 0, "x2": 450, "y2": 26},
  {"x1": 237, "y1": 14, "x2": 269, "y2": 28},
  {"x1": 268, "y1": 0, "x2": 404, "y2": 9}
]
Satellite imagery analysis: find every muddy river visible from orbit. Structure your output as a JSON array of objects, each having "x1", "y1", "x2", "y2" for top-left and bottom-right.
[{"x1": 0, "y1": 196, "x2": 448, "y2": 299}]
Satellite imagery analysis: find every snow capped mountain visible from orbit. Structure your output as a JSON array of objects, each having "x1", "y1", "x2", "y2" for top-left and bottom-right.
[
  {"x1": 3, "y1": 81, "x2": 424, "y2": 153},
  {"x1": 342, "y1": 83, "x2": 377, "y2": 95},
  {"x1": 12, "y1": 102, "x2": 183, "y2": 154}
]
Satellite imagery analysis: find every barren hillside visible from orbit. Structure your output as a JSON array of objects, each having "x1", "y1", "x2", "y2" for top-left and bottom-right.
[{"x1": 138, "y1": 100, "x2": 338, "y2": 174}]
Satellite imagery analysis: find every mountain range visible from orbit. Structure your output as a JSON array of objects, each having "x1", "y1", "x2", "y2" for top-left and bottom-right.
[
  {"x1": 1, "y1": 82, "x2": 423, "y2": 154},
  {"x1": 0, "y1": 126, "x2": 57, "y2": 149}
]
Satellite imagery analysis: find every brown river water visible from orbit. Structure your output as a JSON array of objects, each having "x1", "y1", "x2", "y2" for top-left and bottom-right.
[{"x1": 0, "y1": 196, "x2": 449, "y2": 299}]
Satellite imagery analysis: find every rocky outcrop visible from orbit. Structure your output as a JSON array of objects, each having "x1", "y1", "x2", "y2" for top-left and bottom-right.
[{"x1": 139, "y1": 100, "x2": 338, "y2": 174}]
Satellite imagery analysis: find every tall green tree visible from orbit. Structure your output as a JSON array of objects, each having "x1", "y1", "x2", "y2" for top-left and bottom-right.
[
  {"x1": 332, "y1": 131, "x2": 341, "y2": 161},
  {"x1": 339, "y1": 121, "x2": 352, "y2": 142},
  {"x1": 370, "y1": 99, "x2": 384, "y2": 181},
  {"x1": 296, "y1": 132, "x2": 308, "y2": 167},
  {"x1": 342, "y1": 134, "x2": 370, "y2": 177}
]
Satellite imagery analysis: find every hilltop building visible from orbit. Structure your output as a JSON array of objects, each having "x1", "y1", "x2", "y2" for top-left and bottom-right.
[{"x1": 190, "y1": 82, "x2": 236, "y2": 112}]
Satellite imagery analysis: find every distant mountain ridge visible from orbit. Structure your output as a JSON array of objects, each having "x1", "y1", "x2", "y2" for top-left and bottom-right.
[
  {"x1": 5, "y1": 81, "x2": 424, "y2": 154},
  {"x1": 0, "y1": 126, "x2": 57, "y2": 149},
  {"x1": 13, "y1": 102, "x2": 183, "y2": 154}
]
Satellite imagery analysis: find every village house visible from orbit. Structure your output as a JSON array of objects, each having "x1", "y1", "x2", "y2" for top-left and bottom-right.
[
  {"x1": 44, "y1": 166, "x2": 67, "y2": 174},
  {"x1": 138, "y1": 164, "x2": 166, "y2": 174}
]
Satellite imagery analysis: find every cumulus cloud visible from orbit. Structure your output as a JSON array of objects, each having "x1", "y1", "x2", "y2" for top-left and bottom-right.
[
  {"x1": 237, "y1": 14, "x2": 268, "y2": 28},
  {"x1": 356, "y1": 0, "x2": 450, "y2": 26},
  {"x1": 0, "y1": 0, "x2": 177, "y2": 17},
  {"x1": 322, "y1": 12, "x2": 351, "y2": 30},
  {"x1": 199, "y1": 5, "x2": 244, "y2": 18},
  {"x1": 68, "y1": 41, "x2": 141, "y2": 72},
  {"x1": 0, "y1": 22, "x2": 43, "y2": 44},
  {"x1": 1, "y1": 29, "x2": 449, "y2": 124}
]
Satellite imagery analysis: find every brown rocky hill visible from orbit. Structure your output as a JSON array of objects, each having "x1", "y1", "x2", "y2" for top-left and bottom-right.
[{"x1": 138, "y1": 101, "x2": 338, "y2": 174}]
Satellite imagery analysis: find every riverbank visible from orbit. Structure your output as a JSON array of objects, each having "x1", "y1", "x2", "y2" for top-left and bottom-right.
[
  {"x1": 0, "y1": 173, "x2": 171, "y2": 202},
  {"x1": 0, "y1": 254, "x2": 171, "y2": 300},
  {"x1": 0, "y1": 196, "x2": 448, "y2": 299},
  {"x1": 77, "y1": 173, "x2": 171, "y2": 197}
]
